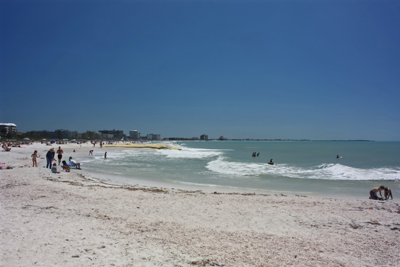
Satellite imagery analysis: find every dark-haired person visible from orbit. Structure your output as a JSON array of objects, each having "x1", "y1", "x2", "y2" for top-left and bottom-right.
[
  {"x1": 56, "y1": 146, "x2": 64, "y2": 165},
  {"x1": 384, "y1": 187, "x2": 393, "y2": 200},
  {"x1": 369, "y1": 185, "x2": 385, "y2": 200},
  {"x1": 61, "y1": 160, "x2": 70, "y2": 172}
]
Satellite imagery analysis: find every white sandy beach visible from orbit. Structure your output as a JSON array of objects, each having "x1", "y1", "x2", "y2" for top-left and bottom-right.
[{"x1": 1, "y1": 142, "x2": 400, "y2": 266}]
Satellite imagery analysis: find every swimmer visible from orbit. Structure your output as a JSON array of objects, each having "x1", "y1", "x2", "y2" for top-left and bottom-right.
[{"x1": 268, "y1": 159, "x2": 274, "y2": 165}]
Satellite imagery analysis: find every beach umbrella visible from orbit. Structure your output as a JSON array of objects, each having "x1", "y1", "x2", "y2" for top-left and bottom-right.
[
  {"x1": 63, "y1": 139, "x2": 68, "y2": 141},
  {"x1": 42, "y1": 138, "x2": 46, "y2": 140},
  {"x1": 71, "y1": 139, "x2": 77, "y2": 141},
  {"x1": 52, "y1": 139, "x2": 56, "y2": 142},
  {"x1": 23, "y1": 138, "x2": 30, "y2": 140}
]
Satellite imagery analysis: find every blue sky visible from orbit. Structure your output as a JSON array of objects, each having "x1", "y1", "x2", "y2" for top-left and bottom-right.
[{"x1": 1, "y1": 1, "x2": 399, "y2": 140}]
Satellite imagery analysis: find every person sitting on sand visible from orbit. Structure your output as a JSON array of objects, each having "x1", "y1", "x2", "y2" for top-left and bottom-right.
[
  {"x1": 369, "y1": 185, "x2": 385, "y2": 200},
  {"x1": 51, "y1": 163, "x2": 60, "y2": 174},
  {"x1": 61, "y1": 160, "x2": 70, "y2": 172},
  {"x1": 68, "y1": 157, "x2": 81, "y2": 169},
  {"x1": 384, "y1": 187, "x2": 393, "y2": 200}
]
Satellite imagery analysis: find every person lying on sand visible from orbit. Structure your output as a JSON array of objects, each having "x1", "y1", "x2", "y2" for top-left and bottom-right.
[
  {"x1": 384, "y1": 187, "x2": 393, "y2": 200},
  {"x1": 369, "y1": 185, "x2": 385, "y2": 200}
]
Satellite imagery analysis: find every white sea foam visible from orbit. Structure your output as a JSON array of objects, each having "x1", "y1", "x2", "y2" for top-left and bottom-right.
[
  {"x1": 157, "y1": 147, "x2": 224, "y2": 159},
  {"x1": 206, "y1": 157, "x2": 400, "y2": 181}
]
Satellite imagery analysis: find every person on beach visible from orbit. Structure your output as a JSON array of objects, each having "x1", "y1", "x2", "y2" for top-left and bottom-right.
[
  {"x1": 51, "y1": 163, "x2": 60, "y2": 174},
  {"x1": 56, "y1": 146, "x2": 63, "y2": 165},
  {"x1": 104, "y1": 152, "x2": 107, "y2": 159},
  {"x1": 89, "y1": 150, "x2": 93, "y2": 155},
  {"x1": 384, "y1": 187, "x2": 393, "y2": 200},
  {"x1": 31, "y1": 150, "x2": 39, "y2": 167},
  {"x1": 369, "y1": 185, "x2": 385, "y2": 200},
  {"x1": 46, "y1": 148, "x2": 55, "y2": 169},
  {"x1": 2, "y1": 143, "x2": 11, "y2": 151},
  {"x1": 68, "y1": 157, "x2": 81, "y2": 169},
  {"x1": 61, "y1": 160, "x2": 70, "y2": 172}
]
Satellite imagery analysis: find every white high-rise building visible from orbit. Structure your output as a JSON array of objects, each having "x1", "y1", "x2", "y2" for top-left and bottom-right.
[
  {"x1": 0, "y1": 123, "x2": 17, "y2": 134},
  {"x1": 129, "y1": 130, "x2": 141, "y2": 140}
]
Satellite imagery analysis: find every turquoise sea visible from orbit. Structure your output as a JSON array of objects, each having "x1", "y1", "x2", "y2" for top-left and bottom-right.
[{"x1": 80, "y1": 141, "x2": 400, "y2": 199}]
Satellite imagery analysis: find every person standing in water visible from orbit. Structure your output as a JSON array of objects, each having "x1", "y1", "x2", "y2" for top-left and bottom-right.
[
  {"x1": 268, "y1": 159, "x2": 274, "y2": 165},
  {"x1": 104, "y1": 152, "x2": 107, "y2": 159}
]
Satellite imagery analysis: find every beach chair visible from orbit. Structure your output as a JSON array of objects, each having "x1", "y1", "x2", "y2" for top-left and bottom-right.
[{"x1": 68, "y1": 161, "x2": 81, "y2": 169}]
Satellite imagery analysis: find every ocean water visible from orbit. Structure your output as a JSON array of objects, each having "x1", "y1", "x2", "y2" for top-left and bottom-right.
[{"x1": 80, "y1": 141, "x2": 400, "y2": 198}]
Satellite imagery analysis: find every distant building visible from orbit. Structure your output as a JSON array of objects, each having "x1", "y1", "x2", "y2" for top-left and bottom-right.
[
  {"x1": 147, "y1": 133, "x2": 161, "y2": 141},
  {"x1": 129, "y1": 130, "x2": 141, "y2": 140},
  {"x1": 200, "y1": 134, "x2": 208, "y2": 140},
  {"x1": 0, "y1": 123, "x2": 17, "y2": 134},
  {"x1": 99, "y1": 129, "x2": 124, "y2": 139},
  {"x1": 218, "y1": 136, "x2": 228, "y2": 140}
]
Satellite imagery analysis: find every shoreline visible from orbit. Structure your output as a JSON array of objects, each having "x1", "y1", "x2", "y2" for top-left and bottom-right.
[{"x1": 1, "y1": 143, "x2": 400, "y2": 266}]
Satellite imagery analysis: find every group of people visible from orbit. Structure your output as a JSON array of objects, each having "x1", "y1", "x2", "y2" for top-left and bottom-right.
[
  {"x1": 91, "y1": 141, "x2": 103, "y2": 148},
  {"x1": 32, "y1": 146, "x2": 82, "y2": 174},
  {"x1": 370, "y1": 185, "x2": 393, "y2": 200},
  {"x1": 251, "y1": 152, "x2": 274, "y2": 165},
  {"x1": 89, "y1": 149, "x2": 107, "y2": 159}
]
